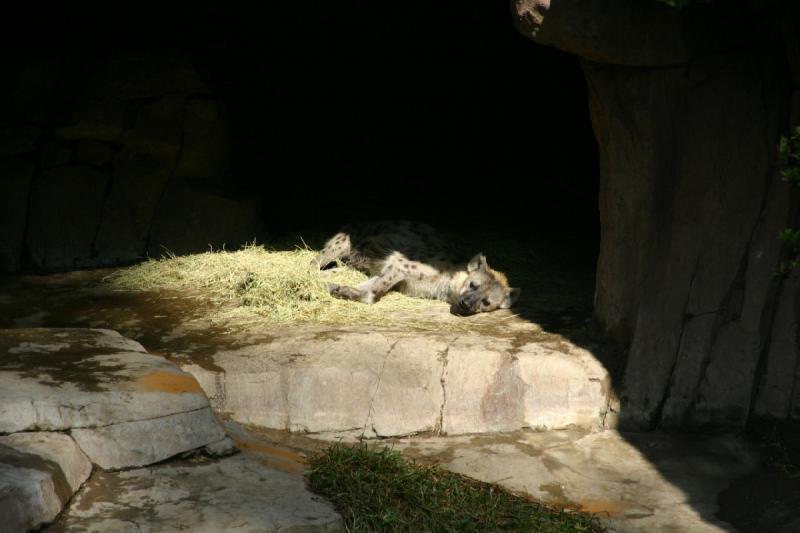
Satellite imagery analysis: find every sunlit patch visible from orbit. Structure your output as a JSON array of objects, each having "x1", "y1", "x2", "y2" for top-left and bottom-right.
[{"x1": 106, "y1": 245, "x2": 488, "y2": 332}]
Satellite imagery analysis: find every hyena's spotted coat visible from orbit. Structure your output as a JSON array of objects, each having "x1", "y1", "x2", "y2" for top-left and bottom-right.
[{"x1": 313, "y1": 221, "x2": 520, "y2": 315}]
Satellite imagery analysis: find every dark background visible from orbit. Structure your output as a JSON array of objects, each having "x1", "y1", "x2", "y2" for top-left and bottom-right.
[{"x1": 6, "y1": 1, "x2": 598, "y2": 242}]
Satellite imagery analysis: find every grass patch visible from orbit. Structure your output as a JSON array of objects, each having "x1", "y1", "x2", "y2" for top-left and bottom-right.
[
  {"x1": 105, "y1": 244, "x2": 466, "y2": 330},
  {"x1": 308, "y1": 443, "x2": 606, "y2": 532}
]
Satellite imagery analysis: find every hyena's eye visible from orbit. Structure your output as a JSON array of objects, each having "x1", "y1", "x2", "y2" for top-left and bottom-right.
[
  {"x1": 482, "y1": 298, "x2": 491, "y2": 307},
  {"x1": 469, "y1": 281, "x2": 480, "y2": 290}
]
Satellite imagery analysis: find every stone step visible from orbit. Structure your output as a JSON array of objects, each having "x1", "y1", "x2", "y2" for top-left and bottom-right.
[{"x1": 180, "y1": 325, "x2": 614, "y2": 438}]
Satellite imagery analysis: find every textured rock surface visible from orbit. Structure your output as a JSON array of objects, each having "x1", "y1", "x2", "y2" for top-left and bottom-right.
[
  {"x1": 182, "y1": 325, "x2": 611, "y2": 437},
  {"x1": 0, "y1": 432, "x2": 92, "y2": 533},
  {"x1": 71, "y1": 408, "x2": 226, "y2": 470},
  {"x1": 93, "y1": 149, "x2": 175, "y2": 264},
  {"x1": 74, "y1": 141, "x2": 113, "y2": 167},
  {"x1": 25, "y1": 166, "x2": 108, "y2": 269},
  {"x1": 0, "y1": 47, "x2": 259, "y2": 273},
  {"x1": 0, "y1": 156, "x2": 34, "y2": 272},
  {"x1": 54, "y1": 99, "x2": 124, "y2": 142},
  {"x1": 511, "y1": 0, "x2": 748, "y2": 67},
  {"x1": 755, "y1": 273, "x2": 800, "y2": 419},
  {"x1": 147, "y1": 185, "x2": 262, "y2": 256},
  {"x1": 176, "y1": 98, "x2": 231, "y2": 182},
  {"x1": 47, "y1": 454, "x2": 342, "y2": 533},
  {"x1": 515, "y1": 0, "x2": 799, "y2": 430},
  {"x1": 84, "y1": 48, "x2": 209, "y2": 101},
  {"x1": 0, "y1": 328, "x2": 228, "y2": 470},
  {"x1": 0, "y1": 124, "x2": 42, "y2": 156}
]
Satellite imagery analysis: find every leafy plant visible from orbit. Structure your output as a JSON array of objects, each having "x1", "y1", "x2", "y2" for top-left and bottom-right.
[{"x1": 779, "y1": 127, "x2": 800, "y2": 188}]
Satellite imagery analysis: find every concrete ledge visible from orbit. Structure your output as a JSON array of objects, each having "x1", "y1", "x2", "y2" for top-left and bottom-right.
[{"x1": 181, "y1": 326, "x2": 612, "y2": 437}]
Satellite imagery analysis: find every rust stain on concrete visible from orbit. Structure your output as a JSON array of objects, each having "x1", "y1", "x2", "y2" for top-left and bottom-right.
[
  {"x1": 234, "y1": 438, "x2": 307, "y2": 473},
  {"x1": 136, "y1": 371, "x2": 203, "y2": 393},
  {"x1": 236, "y1": 439, "x2": 306, "y2": 463},
  {"x1": 576, "y1": 499, "x2": 627, "y2": 517}
]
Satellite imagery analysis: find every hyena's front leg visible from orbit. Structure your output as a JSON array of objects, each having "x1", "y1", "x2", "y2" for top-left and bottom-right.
[{"x1": 328, "y1": 262, "x2": 406, "y2": 304}]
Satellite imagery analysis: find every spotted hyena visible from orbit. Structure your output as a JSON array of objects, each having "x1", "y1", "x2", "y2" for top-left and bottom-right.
[{"x1": 313, "y1": 221, "x2": 520, "y2": 315}]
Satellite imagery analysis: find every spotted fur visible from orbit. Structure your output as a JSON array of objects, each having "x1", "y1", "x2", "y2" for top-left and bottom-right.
[{"x1": 313, "y1": 221, "x2": 520, "y2": 315}]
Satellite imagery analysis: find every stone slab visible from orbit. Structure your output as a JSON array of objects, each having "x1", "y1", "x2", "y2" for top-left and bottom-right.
[
  {"x1": 0, "y1": 432, "x2": 91, "y2": 533},
  {"x1": 47, "y1": 454, "x2": 341, "y2": 532},
  {"x1": 1, "y1": 328, "x2": 231, "y2": 471},
  {"x1": 0, "y1": 328, "x2": 209, "y2": 433},
  {"x1": 71, "y1": 407, "x2": 227, "y2": 470}
]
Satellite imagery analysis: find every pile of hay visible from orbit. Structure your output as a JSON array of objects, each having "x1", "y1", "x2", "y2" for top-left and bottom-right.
[{"x1": 105, "y1": 244, "x2": 457, "y2": 329}]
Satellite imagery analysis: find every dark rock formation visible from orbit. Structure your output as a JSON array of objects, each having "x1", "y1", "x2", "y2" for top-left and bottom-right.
[
  {"x1": 0, "y1": 157, "x2": 34, "y2": 272},
  {"x1": 513, "y1": 0, "x2": 800, "y2": 430},
  {"x1": 0, "y1": 48, "x2": 261, "y2": 272},
  {"x1": 148, "y1": 185, "x2": 262, "y2": 256},
  {"x1": 26, "y1": 166, "x2": 108, "y2": 269}
]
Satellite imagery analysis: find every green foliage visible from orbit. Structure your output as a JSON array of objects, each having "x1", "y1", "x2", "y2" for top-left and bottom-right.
[
  {"x1": 308, "y1": 443, "x2": 606, "y2": 532},
  {"x1": 777, "y1": 128, "x2": 800, "y2": 275},
  {"x1": 779, "y1": 127, "x2": 800, "y2": 189}
]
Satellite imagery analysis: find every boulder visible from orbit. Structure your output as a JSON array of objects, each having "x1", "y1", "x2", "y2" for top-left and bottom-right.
[{"x1": 0, "y1": 328, "x2": 228, "y2": 470}]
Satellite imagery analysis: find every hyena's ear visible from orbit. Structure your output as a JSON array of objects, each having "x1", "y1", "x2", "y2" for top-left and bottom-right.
[
  {"x1": 500, "y1": 288, "x2": 521, "y2": 309},
  {"x1": 467, "y1": 253, "x2": 488, "y2": 273}
]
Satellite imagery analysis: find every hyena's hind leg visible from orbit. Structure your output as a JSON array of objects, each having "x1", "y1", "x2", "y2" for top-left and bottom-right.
[
  {"x1": 328, "y1": 255, "x2": 407, "y2": 304},
  {"x1": 312, "y1": 232, "x2": 351, "y2": 269}
]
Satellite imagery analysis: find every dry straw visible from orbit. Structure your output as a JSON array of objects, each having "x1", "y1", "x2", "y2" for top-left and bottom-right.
[{"x1": 105, "y1": 244, "x2": 478, "y2": 331}]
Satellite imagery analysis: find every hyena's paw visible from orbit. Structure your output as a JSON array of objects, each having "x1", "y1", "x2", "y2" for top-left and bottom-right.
[{"x1": 327, "y1": 284, "x2": 374, "y2": 304}]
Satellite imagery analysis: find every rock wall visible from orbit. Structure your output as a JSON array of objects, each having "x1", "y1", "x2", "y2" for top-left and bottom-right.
[
  {"x1": 0, "y1": 49, "x2": 262, "y2": 272},
  {"x1": 513, "y1": 0, "x2": 800, "y2": 430}
]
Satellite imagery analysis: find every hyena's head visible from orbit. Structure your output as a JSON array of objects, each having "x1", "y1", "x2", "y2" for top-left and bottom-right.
[{"x1": 452, "y1": 253, "x2": 521, "y2": 316}]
